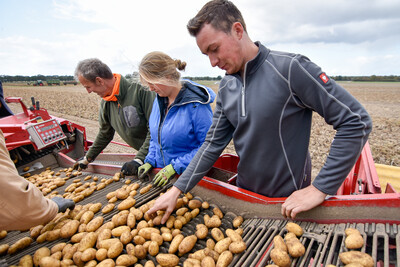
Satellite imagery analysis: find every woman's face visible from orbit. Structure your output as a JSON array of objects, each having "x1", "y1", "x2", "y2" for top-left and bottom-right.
[{"x1": 147, "y1": 82, "x2": 174, "y2": 97}]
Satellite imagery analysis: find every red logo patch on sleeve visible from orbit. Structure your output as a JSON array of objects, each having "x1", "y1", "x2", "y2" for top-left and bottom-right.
[{"x1": 319, "y1": 73, "x2": 329, "y2": 83}]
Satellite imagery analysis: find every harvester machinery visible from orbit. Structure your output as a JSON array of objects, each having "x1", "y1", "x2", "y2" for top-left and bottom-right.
[{"x1": 0, "y1": 95, "x2": 399, "y2": 266}]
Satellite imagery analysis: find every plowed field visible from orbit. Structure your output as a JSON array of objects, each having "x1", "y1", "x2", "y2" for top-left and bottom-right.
[{"x1": 3, "y1": 81, "x2": 399, "y2": 179}]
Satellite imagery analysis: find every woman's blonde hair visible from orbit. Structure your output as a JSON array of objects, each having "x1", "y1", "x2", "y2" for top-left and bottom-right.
[{"x1": 138, "y1": 51, "x2": 186, "y2": 87}]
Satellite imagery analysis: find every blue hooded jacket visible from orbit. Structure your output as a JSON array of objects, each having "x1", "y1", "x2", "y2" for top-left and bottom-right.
[{"x1": 144, "y1": 80, "x2": 216, "y2": 174}]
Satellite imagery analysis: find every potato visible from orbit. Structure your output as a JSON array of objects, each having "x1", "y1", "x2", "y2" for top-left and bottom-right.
[
  {"x1": 60, "y1": 259, "x2": 74, "y2": 267},
  {"x1": 140, "y1": 184, "x2": 152, "y2": 194},
  {"x1": 62, "y1": 244, "x2": 76, "y2": 260},
  {"x1": 60, "y1": 219, "x2": 80, "y2": 238},
  {"x1": 120, "y1": 230, "x2": 133, "y2": 245},
  {"x1": 151, "y1": 232, "x2": 164, "y2": 246},
  {"x1": 156, "y1": 253, "x2": 180, "y2": 267},
  {"x1": 102, "y1": 203, "x2": 115, "y2": 214},
  {"x1": 232, "y1": 215, "x2": 244, "y2": 228},
  {"x1": 70, "y1": 232, "x2": 87, "y2": 243},
  {"x1": 81, "y1": 247, "x2": 96, "y2": 262},
  {"x1": 39, "y1": 256, "x2": 61, "y2": 267},
  {"x1": 204, "y1": 248, "x2": 220, "y2": 262},
  {"x1": 345, "y1": 233, "x2": 364, "y2": 249},
  {"x1": 205, "y1": 215, "x2": 222, "y2": 228},
  {"x1": 339, "y1": 251, "x2": 374, "y2": 267},
  {"x1": 148, "y1": 241, "x2": 159, "y2": 256},
  {"x1": 216, "y1": 250, "x2": 233, "y2": 267},
  {"x1": 30, "y1": 225, "x2": 43, "y2": 239},
  {"x1": 118, "y1": 197, "x2": 136, "y2": 210},
  {"x1": 127, "y1": 213, "x2": 136, "y2": 229},
  {"x1": 229, "y1": 241, "x2": 247, "y2": 254},
  {"x1": 188, "y1": 199, "x2": 202, "y2": 209},
  {"x1": 0, "y1": 244, "x2": 9, "y2": 255},
  {"x1": 285, "y1": 236, "x2": 305, "y2": 258},
  {"x1": 138, "y1": 227, "x2": 160, "y2": 239},
  {"x1": 51, "y1": 243, "x2": 66, "y2": 254},
  {"x1": 107, "y1": 240, "x2": 124, "y2": 258},
  {"x1": 178, "y1": 235, "x2": 198, "y2": 256},
  {"x1": 116, "y1": 254, "x2": 138, "y2": 266},
  {"x1": 213, "y1": 207, "x2": 224, "y2": 219},
  {"x1": 191, "y1": 208, "x2": 200, "y2": 218},
  {"x1": 112, "y1": 226, "x2": 131, "y2": 237},
  {"x1": 189, "y1": 249, "x2": 206, "y2": 261},
  {"x1": 206, "y1": 239, "x2": 215, "y2": 250},
  {"x1": 8, "y1": 236, "x2": 33, "y2": 254},
  {"x1": 96, "y1": 259, "x2": 116, "y2": 267},
  {"x1": 45, "y1": 229, "x2": 60, "y2": 241},
  {"x1": 50, "y1": 251, "x2": 62, "y2": 261},
  {"x1": 80, "y1": 210, "x2": 95, "y2": 224},
  {"x1": 211, "y1": 228, "x2": 225, "y2": 242},
  {"x1": 196, "y1": 224, "x2": 209, "y2": 239},
  {"x1": 176, "y1": 207, "x2": 189, "y2": 216},
  {"x1": 86, "y1": 216, "x2": 104, "y2": 232},
  {"x1": 286, "y1": 222, "x2": 303, "y2": 237},
  {"x1": 116, "y1": 188, "x2": 129, "y2": 199},
  {"x1": 225, "y1": 228, "x2": 242, "y2": 242},
  {"x1": 201, "y1": 256, "x2": 216, "y2": 267},
  {"x1": 135, "y1": 244, "x2": 147, "y2": 259},
  {"x1": 162, "y1": 232, "x2": 173, "y2": 242},
  {"x1": 169, "y1": 234, "x2": 184, "y2": 254},
  {"x1": 96, "y1": 248, "x2": 108, "y2": 261},
  {"x1": 19, "y1": 254, "x2": 33, "y2": 267},
  {"x1": 270, "y1": 248, "x2": 291, "y2": 267},
  {"x1": 345, "y1": 228, "x2": 361, "y2": 236},
  {"x1": 184, "y1": 258, "x2": 201, "y2": 267},
  {"x1": 78, "y1": 232, "x2": 97, "y2": 252},
  {"x1": 214, "y1": 237, "x2": 232, "y2": 254},
  {"x1": 98, "y1": 238, "x2": 120, "y2": 249},
  {"x1": 273, "y1": 235, "x2": 287, "y2": 252}
]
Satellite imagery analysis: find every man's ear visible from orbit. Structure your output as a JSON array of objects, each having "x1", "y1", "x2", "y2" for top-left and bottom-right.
[
  {"x1": 232, "y1": 22, "x2": 244, "y2": 40},
  {"x1": 95, "y1": 77, "x2": 103, "y2": 85}
]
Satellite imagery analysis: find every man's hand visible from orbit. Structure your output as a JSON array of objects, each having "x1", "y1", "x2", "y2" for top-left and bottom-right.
[
  {"x1": 146, "y1": 186, "x2": 182, "y2": 224},
  {"x1": 153, "y1": 164, "x2": 176, "y2": 187},
  {"x1": 121, "y1": 159, "x2": 142, "y2": 176},
  {"x1": 281, "y1": 185, "x2": 327, "y2": 219},
  {"x1": 138, "y1": 163, "x2": 153, "y2": 179},
  {"x1": 72, "y1": 156, "x2": 90, "y2": 171},
  {"x1": 52, "y1": 197, "x2": 75, "y2": 213}
]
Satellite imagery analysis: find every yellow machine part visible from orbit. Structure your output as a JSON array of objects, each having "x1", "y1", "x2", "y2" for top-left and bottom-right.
[{"x1": 376, "y1": 163, "x2": 400, "y2": 193}]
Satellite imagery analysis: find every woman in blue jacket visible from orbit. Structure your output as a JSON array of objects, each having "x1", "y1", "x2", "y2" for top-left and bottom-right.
[{"x1": 137, "y1": 51, "x2": 216, "y2": 186}]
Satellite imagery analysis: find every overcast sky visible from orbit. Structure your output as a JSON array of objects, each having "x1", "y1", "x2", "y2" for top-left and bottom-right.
[{"x1": 1, "y1": 0, "x2": 399, "y2": 77}]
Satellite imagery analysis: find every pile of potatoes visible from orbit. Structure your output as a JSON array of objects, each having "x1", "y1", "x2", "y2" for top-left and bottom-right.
[
  {"x1": 1, "y1": 182, "x2": 246, "y2": 267},
  {"x1": 337, "y1": 228, "x2": 374, "y2": 267},
  {"x1": 268, "y1": 222, "x2": 305, "y2": 267}
]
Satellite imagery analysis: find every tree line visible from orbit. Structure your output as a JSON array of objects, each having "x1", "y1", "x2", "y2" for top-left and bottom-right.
[{"x1": 1, "y1": 74, "x2": 399, "y2": 83}]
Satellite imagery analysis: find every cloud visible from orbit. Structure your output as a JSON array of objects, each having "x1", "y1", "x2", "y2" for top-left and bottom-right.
[{"x1": 0, "y1": 0, "x2": 399, "y2": 76}]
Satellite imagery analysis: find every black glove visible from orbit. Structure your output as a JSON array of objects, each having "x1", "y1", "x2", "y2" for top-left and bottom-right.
[
  {"x1": 121, "y1": 159, "x2": 142, "y2": 176},
  {"x1": 72, "y1": 156, "x2": 90, "y2": 170},
  {"x1": 52, "y1": 197, "x2": 75, "y2": 213}
]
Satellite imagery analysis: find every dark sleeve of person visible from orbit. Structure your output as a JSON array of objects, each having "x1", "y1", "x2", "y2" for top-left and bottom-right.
[
  {"x1": 86, "y1": 101, "x2": 115, "y2": 160},
  {"x1": 134, "y1": 86, "x2": 155, "y2": 162},
  {"x1": 289, "y1": 55, "x2": 372, "y2": 195},
  {"x1": 173, "y1": 93, "x2": 235, "y2": 193}
]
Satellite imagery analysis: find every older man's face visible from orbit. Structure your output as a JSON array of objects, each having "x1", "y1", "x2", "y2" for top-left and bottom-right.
[{"x1": 78, "y1": 75, "x2": 111, "y2": 98}]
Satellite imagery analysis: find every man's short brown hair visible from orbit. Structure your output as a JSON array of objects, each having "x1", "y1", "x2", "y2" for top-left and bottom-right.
[{"x1": 187, "y1": 0, "x2": 247, "y2": 37}]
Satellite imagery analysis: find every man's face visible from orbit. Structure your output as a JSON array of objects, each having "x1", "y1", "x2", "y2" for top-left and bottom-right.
[
  {"x1": 196, "y1": 23, "x2": 243, "y2": 74},
  {"x1": 78, "y1": 75, "x2": 110, "y2": 98}
]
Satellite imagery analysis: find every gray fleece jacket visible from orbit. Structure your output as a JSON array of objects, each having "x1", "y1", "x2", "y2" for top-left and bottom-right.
[{"x1": 174, "y1": 42, "x2": 372, "y2": 197}]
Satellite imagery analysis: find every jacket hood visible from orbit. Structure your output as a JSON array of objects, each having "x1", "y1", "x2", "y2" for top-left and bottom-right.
[{"x1": 174, "y1": 80, "x2": 216, "y2": 105}]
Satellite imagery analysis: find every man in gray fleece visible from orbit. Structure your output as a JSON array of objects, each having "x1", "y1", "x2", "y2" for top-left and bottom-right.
[{"x1": 147, "y1": 0, "x2": 372, "y2": 221}]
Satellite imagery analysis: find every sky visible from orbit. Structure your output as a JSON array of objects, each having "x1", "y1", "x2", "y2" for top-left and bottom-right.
[{"x1": 0, "y1": 0, "x2": 399, "y2": 77}]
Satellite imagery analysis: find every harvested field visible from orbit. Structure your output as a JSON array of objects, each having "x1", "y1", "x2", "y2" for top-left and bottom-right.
[{"x1": 3, "y1": 81, "x2": 400, "y2": 179}]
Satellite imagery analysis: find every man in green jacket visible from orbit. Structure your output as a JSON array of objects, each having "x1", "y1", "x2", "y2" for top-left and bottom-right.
[{"x1": 73, "y1": 58, "x2": 155, "y2": 176}]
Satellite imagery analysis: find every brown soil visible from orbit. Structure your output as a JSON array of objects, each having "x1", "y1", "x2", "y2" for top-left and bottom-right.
[{"x1": 3, "y1": 82, "x2": 400, "y2": 179}]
